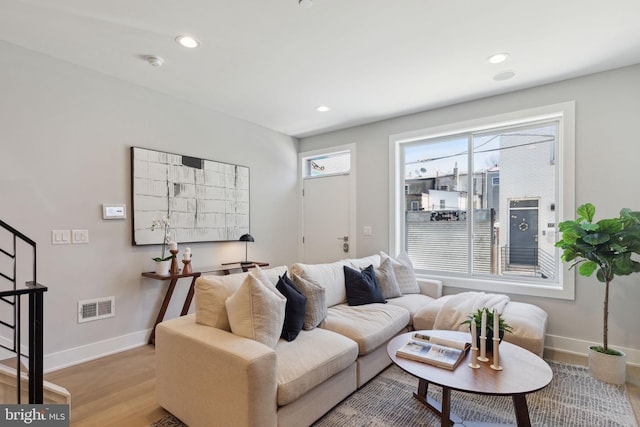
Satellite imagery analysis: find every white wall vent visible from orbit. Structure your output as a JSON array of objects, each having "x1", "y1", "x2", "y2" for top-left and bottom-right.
[{"x1": 78, "y1": 297, "x2": 115, "y2": 323}]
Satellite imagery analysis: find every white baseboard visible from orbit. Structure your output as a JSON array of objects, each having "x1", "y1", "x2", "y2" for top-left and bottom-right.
[
  {"x1": 43, "y1": 329, "x2": 150, "y2": 373},
  {"x1": 545, "y1": 334, "x2": 640, "y2": 367}
]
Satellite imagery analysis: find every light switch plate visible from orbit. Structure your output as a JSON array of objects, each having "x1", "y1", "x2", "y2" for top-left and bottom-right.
[
  {"x1": 363, "y1": 226, "x2": 373, "y2": 236},
  {"x1": 103, "y1": 204, "x2": 126, "y2": 219},
  {"x1": 72, "y1": 229, "x2": 89, "y2": 244},
  {"x1": 52, "y1": 230, "x2": 71, "y2": 245}
]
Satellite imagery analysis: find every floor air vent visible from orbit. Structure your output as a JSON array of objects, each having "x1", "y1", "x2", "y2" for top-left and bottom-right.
[{"x1": 78, "y1": 297, "x2": 115, "y2": 323}]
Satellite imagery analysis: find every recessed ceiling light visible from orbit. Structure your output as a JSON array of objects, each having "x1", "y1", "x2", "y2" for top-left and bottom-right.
[
  {"x1": 488, "y1": 53, "x2": 509, "y2": 64},
  {"x1": 299, "y1": 0, "x2": 313, "y2": 8},
  {"x1": 316, "y1": 105, "x2": 331, "y2": 112},
  {"x1": 176, "y1": 35, "x2": 200, "y2": 48},
  {"x1": 493, "y1": 71, "x2": 516, "y2": 81}
]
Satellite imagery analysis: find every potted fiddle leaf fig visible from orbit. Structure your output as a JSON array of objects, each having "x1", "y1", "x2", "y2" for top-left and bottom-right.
[{"x1": 556, "y1": 203, "x2": 640, "y2": 384}]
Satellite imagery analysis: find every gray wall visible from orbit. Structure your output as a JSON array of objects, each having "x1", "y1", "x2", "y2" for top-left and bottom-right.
[
  {"x1": 0, "y1": 41, "x2": 300, "y2": 370},
  {"x1": 300, "y1": 64, "x2": 640, "y2": 362}
]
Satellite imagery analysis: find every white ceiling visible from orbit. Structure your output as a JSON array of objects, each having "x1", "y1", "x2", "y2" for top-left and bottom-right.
[{"x1": 1, "y1": 1, "x2": 640, "y2": 138}]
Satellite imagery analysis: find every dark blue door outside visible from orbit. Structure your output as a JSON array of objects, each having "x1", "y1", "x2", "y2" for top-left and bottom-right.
[{"x1": 509, "y1": 207, "x2": 538, "y2": 265}]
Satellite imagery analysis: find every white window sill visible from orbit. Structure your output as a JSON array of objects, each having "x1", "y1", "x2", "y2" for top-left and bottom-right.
[{"x1": 416, "y1": 272, "x2": 575, "y2": 300}]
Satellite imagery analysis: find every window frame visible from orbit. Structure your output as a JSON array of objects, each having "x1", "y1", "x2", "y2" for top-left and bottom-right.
[
  {"x1": 301, "y1": 149, "x2": 351, "y2": 178},
  {"x1": 388, "y1": 102, "x2": 576, "y2": 300}
]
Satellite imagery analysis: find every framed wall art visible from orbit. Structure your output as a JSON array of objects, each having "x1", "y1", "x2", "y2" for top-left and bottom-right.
[{"x1": 131, "y1": 147, "x2": 250, "y2": 245}]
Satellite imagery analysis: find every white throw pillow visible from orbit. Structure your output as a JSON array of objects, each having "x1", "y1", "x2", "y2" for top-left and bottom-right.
[
  {"x1": 225, "y1": 272, "x2": 286, "y2": 349},
  {"x1": 380, "y1": 251, "x2": 420, "y2": 294}
]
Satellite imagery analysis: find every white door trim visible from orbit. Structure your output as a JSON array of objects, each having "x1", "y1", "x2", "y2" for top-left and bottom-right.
[{"x1": 298, "y1": 143, "x2": 357, "y2": 262}]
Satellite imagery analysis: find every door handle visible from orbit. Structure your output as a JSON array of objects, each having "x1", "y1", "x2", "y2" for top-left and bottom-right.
[{"x1": 338, "y1": 236, "x2": 349, "y2": 252}]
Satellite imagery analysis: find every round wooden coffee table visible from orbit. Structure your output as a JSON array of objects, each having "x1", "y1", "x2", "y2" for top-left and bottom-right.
[{"x1": 387, "y1": 330, "x2": 552, "y2": 427}]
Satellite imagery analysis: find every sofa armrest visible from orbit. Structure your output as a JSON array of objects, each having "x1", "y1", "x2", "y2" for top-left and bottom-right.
[
  {"x1": 156, "y1": 315, "x2": 278, "y2": 427},
  {"x1": 417, "y1": 277, "x2": 443, "y2": 299}
]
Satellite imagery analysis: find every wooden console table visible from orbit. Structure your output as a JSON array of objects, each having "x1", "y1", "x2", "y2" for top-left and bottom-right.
[
  {"x1": 142, "y1": 262, "x2": 268, "y2": 345},
  {"x1": 217, "y1": 261, "x2": 269, "y2": 275},
  {"x1": 141, "y1": 270, "x2": 201, "y2": 345}
]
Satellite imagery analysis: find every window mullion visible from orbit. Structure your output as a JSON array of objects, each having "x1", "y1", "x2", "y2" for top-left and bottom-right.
[{"x1": 467, "y1": 133, "x2": 474, "y2": 276}]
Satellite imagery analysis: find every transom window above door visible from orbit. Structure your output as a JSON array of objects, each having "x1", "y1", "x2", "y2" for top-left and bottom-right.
[{"x1": 302, "y1": 151, "x2": 350, "y2": 178}]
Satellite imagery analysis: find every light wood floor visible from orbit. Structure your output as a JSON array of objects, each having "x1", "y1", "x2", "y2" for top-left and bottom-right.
[
  {"x1": 42, "y1": 345, "x2": 640, "y2": 427},
  {"x1": 44, "y1": 345, "x2": 168, "y2": 427}
]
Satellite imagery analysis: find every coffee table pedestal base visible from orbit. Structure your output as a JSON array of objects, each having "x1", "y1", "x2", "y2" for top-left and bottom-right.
[{"x1": 414, "y1": 378, "x2": 531, "y2": 427}]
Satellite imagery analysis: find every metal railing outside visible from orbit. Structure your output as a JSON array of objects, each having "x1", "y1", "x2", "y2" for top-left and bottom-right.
[{"x1": 500, "y1": 246, "x2": 556, "y2": 279}]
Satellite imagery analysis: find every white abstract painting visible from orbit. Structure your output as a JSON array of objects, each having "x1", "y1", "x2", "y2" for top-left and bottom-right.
[{"x1": 131, "y1": 147, "x2": 250, "y2": 245}]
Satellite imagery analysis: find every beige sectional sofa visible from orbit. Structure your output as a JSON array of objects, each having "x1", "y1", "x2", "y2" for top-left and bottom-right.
[
  {"x1": 155, "y1": 253, "x2": 548, "y2": 427},
  {"x1": 156, "y1": 253, "x2": 442, "y2": 427}
]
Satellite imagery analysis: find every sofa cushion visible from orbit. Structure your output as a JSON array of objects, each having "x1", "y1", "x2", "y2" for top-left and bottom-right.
[
  {"x1": 276, "y1": 272, "x2": 307, "y2": 341},
  {"x1": 412, "y1": 295, "x2": 449, "y2": 330},
  {"x1": 321, "y1": 303, "x2": 410, "y2": 355},
  {"x1": 195, "y1": 265, "x2": 288, "y2": 330},
  {"x1": 292, "y1": 273, "x2": 328, "y2": 330},
  {"x1": 380, "y1": 251, "x2": 420, "y2": 294},
  {"x1": 374, "y1": 257, "x2": 402, "y2": 299},
  {"x1": 290, "y1": 260, "x2": 348, "y2": 307},
  {"x1": 385, "y1": 293, "x2": 435, "y2": 325},
  {"x1": 275, "y1": 328, "x2": 358, "y2": 406},
  {"x1": 225, "y1": 272, "x2": 286, "y2": 349},
  {"x1": 344, "y1": 265, "x2": 385, "y2": 306},
  {"x1": 346, "y1": 254, "x2": 381, "y2": 269}
]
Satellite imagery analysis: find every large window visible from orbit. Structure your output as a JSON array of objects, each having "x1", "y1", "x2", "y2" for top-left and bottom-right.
[{"x1": 389, "y1": 102, "x2": 575, "y2": 299}]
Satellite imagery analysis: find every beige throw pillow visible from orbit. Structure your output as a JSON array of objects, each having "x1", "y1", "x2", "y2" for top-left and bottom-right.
[
  {"x1": 380, "y1": 251, "x2": 420, "y2": 294},
  {"x1": 374, "y1": 257, "x2": 402, "y2": 299},
  {"x1": 292, "y1": 273, "x2": 327, "y2": 330},
  {"x1": 225, "y1": 272, "x2": 286, "y2": 349},
  {"x1": 195, "y1": 265, "x2": 288, "y2": 330}
]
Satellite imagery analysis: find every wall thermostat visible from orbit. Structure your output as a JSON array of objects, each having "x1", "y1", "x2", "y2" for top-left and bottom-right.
[{"x1": 103, "y1": 204, "x2": 127, "y2": 220}]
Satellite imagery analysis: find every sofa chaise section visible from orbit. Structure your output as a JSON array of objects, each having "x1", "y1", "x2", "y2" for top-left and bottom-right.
[{"x1": 156, "y1": 315, "x2": 359, "y2": 427}]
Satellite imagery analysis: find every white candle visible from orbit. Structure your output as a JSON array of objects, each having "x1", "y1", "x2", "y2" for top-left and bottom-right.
[
  {"x1": 493, "y1": 341, "x2": 500, "y2": 367},
  {"x1": 480, "y1": 310, "x2": 487, "y2": 338},
  {"x1": 169, "y1": 241, "x2": 178, "y2": 251},
  {"x1": 185, "y1": 247, "x2": 191, "y2": 253},
  {"x1": 492, "y1": 308, "x2": 502, "y2": 369},
  {"x1": 183, "y1": 251, "x2": 191, "y2": 260},
  {"x1": 471, "y1": 318, "x2": 477, "y2": 347}
]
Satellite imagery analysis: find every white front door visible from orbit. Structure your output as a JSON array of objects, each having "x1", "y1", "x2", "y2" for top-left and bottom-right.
[{"x1": 303, "y1": 174, "x2": 352, "y2": 263}]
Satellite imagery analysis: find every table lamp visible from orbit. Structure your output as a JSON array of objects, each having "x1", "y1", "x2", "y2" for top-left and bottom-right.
[{"x1": 239, "y1": 233, "x2": 254, "y2": 265}]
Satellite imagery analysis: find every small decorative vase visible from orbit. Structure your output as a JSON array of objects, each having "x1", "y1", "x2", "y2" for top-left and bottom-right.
[
  {"x1": 155, "y1": 260, "x2": 171, "y2": 276},
  {"x1": 588, "y1": 346, "x2": 626, "y2": 385}
]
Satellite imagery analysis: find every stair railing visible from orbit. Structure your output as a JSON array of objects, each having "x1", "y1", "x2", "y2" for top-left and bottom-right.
[{"x1": 0, "y1": 219, "x2": 47, "y2": 403}]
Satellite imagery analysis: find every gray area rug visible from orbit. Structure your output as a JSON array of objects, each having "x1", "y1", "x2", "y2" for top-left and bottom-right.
[{"x1": 150, "y1": 361, "x2": 637, "y2": 427}]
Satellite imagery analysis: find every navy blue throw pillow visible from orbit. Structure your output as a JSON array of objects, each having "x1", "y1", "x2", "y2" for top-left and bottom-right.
[
  {"x1": 276, "y1": 272, "x2": 307, "y2": 341},
  {"x1": 344, "y1": 264, "x2": 386, "y2": 306}
]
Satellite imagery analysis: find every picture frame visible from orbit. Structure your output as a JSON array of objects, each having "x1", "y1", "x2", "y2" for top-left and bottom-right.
[{"x1": 130, "y1": 147, "x2": 250, "y2": 245}]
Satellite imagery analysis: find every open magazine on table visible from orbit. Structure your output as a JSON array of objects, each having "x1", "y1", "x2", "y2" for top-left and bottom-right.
[{"x1": 395, "y1": 332, "x2": 471, "y2": 370}]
